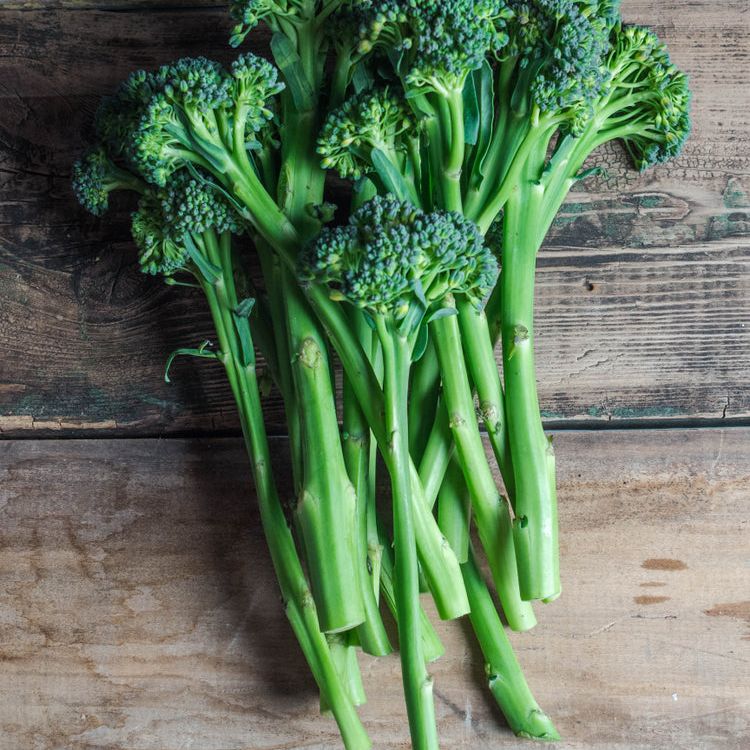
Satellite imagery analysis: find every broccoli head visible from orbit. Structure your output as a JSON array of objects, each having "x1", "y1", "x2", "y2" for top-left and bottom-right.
[
  {"x1": 229, "y1": 0, "x2": 340, "y2": 45},
  {"x1": 501, "y1": 1, "x2": 620, "y2": 133},
  {"x1": 302, "y1": 195, "x2": 497, "y2": 320},
  {"x1": 317, "y1": 89, "x2": 416, "y2": 179},
  {"x1": 354, "y1": 1, "x2": 513, "y2": 94},
  {"x1": 132, "y1": 170, "x2": 243, "y2": 277},
  {"x1": 131, "y1": 191, "x2": 189, "y2": 277},
  {"x1": 72, "y1": 148, "x2": 145, "y2": 216},
  {"x1": 160, "y1": 171, "x2": 244, "y2": 239},
  {"x1": 603, "y1": 24, "x2": 691, "y2": 171},
  {"x1": 232, "y1": 53, "x2": 286, "y2": 135},
  {"x1": 93, "y1": 54, "x2": 284, "y2": 188}
]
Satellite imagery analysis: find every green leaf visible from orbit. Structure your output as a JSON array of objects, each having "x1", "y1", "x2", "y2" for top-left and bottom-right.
[
  {"x1": 232, "y1": 296, "x2": 257, "y2": 368},
  {"x1": 411, "y1": 323, "x2": 429, "y2": 363},
  {"x1": 184, "y1": 234, "x2": 222, "y2": 285},
  {"x1": 164, "y1": 341, "x2": 217, "y2": 383},
  {"x1": 351, "y1": 62, "x2": 373, "y2": 94},
  {"x1": 463, "y1": 73, "x2": 480, "y2": 146},
  {"x1": 371, "y1": 148, "x2": 417, "y2": 204},
  {"x1": 232, "y1": 313, "x2": 256, "y2": 368},
  {"x1": 412, "y1": 278, "x2": 428, "y2": 309},
  {"x1": 426, "y1": 307, "x2": 458, "y2": 323},
  {"x1": 271, "y1": 33, "x2": 315, "y2": 112},
  {"x1": 235, "y1": 297, "x2": 257, "y2": 319},
  {"x1": 475, "y1": 62, "x2": 495, "y2": 178},
  {"x1": 361, "y1": 311, "x2": 377, "y2": 331}
]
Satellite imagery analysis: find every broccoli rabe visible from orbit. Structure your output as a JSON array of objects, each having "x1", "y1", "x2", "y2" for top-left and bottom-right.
[
  {"x1": 72, "y1": 2, "x2": 693, "y2": 747},
  {"x1": 305, "y1": 195, "x2": 497, "y2": 750}
]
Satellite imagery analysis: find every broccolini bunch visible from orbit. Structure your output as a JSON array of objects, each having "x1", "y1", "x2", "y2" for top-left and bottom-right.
[{"x1": 72, "y1": 1, "x2": 690, "y2": 748}]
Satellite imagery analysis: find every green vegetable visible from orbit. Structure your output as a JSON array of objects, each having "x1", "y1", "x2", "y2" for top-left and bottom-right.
[{"x1": 72, "y1": 1, "x2": 691, "y2": 747}]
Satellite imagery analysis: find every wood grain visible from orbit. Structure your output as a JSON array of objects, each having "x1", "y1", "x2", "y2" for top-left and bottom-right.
[
  {"x1": 0, "y1": 1, "x2": 748, "y2": 434},
  {"x1": 0, "y1": 428, "x2": 748, "y2": 749}
]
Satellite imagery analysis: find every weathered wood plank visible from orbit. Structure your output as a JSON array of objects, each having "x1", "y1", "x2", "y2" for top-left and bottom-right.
[
  {"x1": 0, "y1": 429, "x2": 748, "y2": 748},
  {"x1": 0, "y1": 1, "x2": 748, "y2": 434}
]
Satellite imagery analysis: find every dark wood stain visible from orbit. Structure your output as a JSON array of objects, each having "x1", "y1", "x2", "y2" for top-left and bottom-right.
[
  {"x1": 642, "y1": 559, "x2": 688, "y2": 571},
  {"x1": 634, "y1": 595, "x2": 671, "y2": 605}
]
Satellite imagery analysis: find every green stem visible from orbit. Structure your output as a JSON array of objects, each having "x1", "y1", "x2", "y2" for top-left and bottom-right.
[
  {"x1": 439, "y1": 89, "x2": 465, "y2": 212},
  {"x1": 501, "y1": 184, "x2": 560, "y2": 602},
  {"x1": 257, "y1": 241, "x2": 303, "y2": 490},
  {"x1": 455, "y1": 296, "x2": 515, "y2": 501},
  {"x1": 437, "y1": 456, "x2": 471, "y2": 564},
  {"x1": 408, "y1": 339, "x2": 441, "y2": 464},
  {"x1": 306, "y1": 286, "x2": 469, "y2": 620},
  {"x1": 377, "y1": 523, "x2": 445, "y2": 664},
  {"x1": 377, "y1": 319, "x2": 439, "y2": 750},
  {"x1": 462, "y1": 548, "x2": 560, "y2": 741},
  {"x1": 343, "y1": 311, "x2": 392, "y2": 656},
  {"x1": 431, "y1": 298, "x2": 536, "y2": 632},
  {"x1": 286, "y1": 282, "x2": 366, "y2": 633},
  {"x1": 417, "y1": 399, "x2": 454, "y2": 509},
  {"x1": 198, "y1": 252, "x2": 370, "y2": 750}
]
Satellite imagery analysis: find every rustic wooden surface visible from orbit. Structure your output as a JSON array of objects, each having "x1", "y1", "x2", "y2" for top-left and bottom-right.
[
  {"x1": 0, "y1": 429, "x2": 748, "y2": 749},
  {"x1": 0, "y1": 1, "x2": 748, "y2": 434}
]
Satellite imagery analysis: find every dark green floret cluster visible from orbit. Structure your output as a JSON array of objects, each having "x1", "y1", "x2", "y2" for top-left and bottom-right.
[
  {"x1": 129, "y1": 172, "x2": 244, "y2": 277},
  {"x1": 605, "y1": 24, "x2": 691, "y2": 170},
  {"x1": 355, "y1": 0, "x2": 513, "y2": 92},
  {"x1": 304, "y1": 196, "x2": 496, "y2": 317},
  {"x1": 72, "y1": 2, "x2": 692, "y2": 748},
  {"x1": 131, "y1": 191, "x2": 187, "y2": 277},
  {"x1": 506, "y1": 0, "x2": 617, "y2": 130},
  {"x1": 72, "y1": 147, "x2": 144, "y2": 216},
  {"x1": 92, "y1": 53, "x2": 284, "y2": 189},
  {"x1": 317, "y1": 90, "x2": 415, "y2": 179},
  {"x1": 161, "y1": 171, "x2": 244, "y2": 240}
]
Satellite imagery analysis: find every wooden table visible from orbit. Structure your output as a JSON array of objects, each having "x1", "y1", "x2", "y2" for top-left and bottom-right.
[
  {"x1": 1, "y1": 2, "x2": 748, "y2": 748},
  {"x1": 1, "y1": 431, "x2": 748, "y2": 749}
]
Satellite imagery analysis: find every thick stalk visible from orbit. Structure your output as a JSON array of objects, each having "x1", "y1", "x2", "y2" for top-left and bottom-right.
[
  {"x1": 439, "y1": 89, "x2": 465, "y2": 212},
  {"x1": 306, "y1": 286, "x2": 469, "y2": 620},
  {"x1": 431, "y1": 298, "x2": 536, "y2": 632},
  {"x1": 378, "y1": 321, "x2": 439, "y2": 750},
  {"x1": 462, "y1": 548, "x2": 560, "y2": 741},
  {"x1": 378, "y1": 525, "x2": 445, "y2": 664},
  {"x1": 286, "y1": 281, "x2": 365, "y2": 633},
  {"x1": 417, "y1": 399, "x2": 454, "y2": 509},
  {"x1": 501, "y1": 185, "x2": 560, "y2": 602},
  {"x1": 256, "y1": 243, "x2": 302, "y2": 487},
  {"x1": 198, "y1": 270, "x2": 370, "y2": 750}
]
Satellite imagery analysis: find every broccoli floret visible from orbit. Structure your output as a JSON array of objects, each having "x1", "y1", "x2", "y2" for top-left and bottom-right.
[
  {"x1": 499, "y1": 1, "x2": 618, "y2": 133},
  {"x1": 130, "y1": 169, "x2": 243, "y2": 277},
  {"x1": 317, "y1": 89, "x2": 415, "y2": 179},
  {"x1": 354, "y1": 1, "x2": 512, "y2": 94},
  {"x1": 232, "y1": 53, "x2": 286, "y2": 135},
  {"x1": 131, "y1": 191, "x2": 188, "y2": 276},
  {"x1": 303, "y1": 195, "x2": 497, "y2": 319},
  {"x1": 603, "y1": 24, "x2": 691, "y2": 171},
  {"x1": 160, "y1": 171, "x2": 244, "y2": 238},
  {"x1": 229, "y1": 0, "x2": 344, "y2": 45},
  {"x1": 94, "y1": 55, "x2": 285, "y2": 188},
  {"x1": 72, "y1": 147, "x2": 145, "y2": 216}
]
